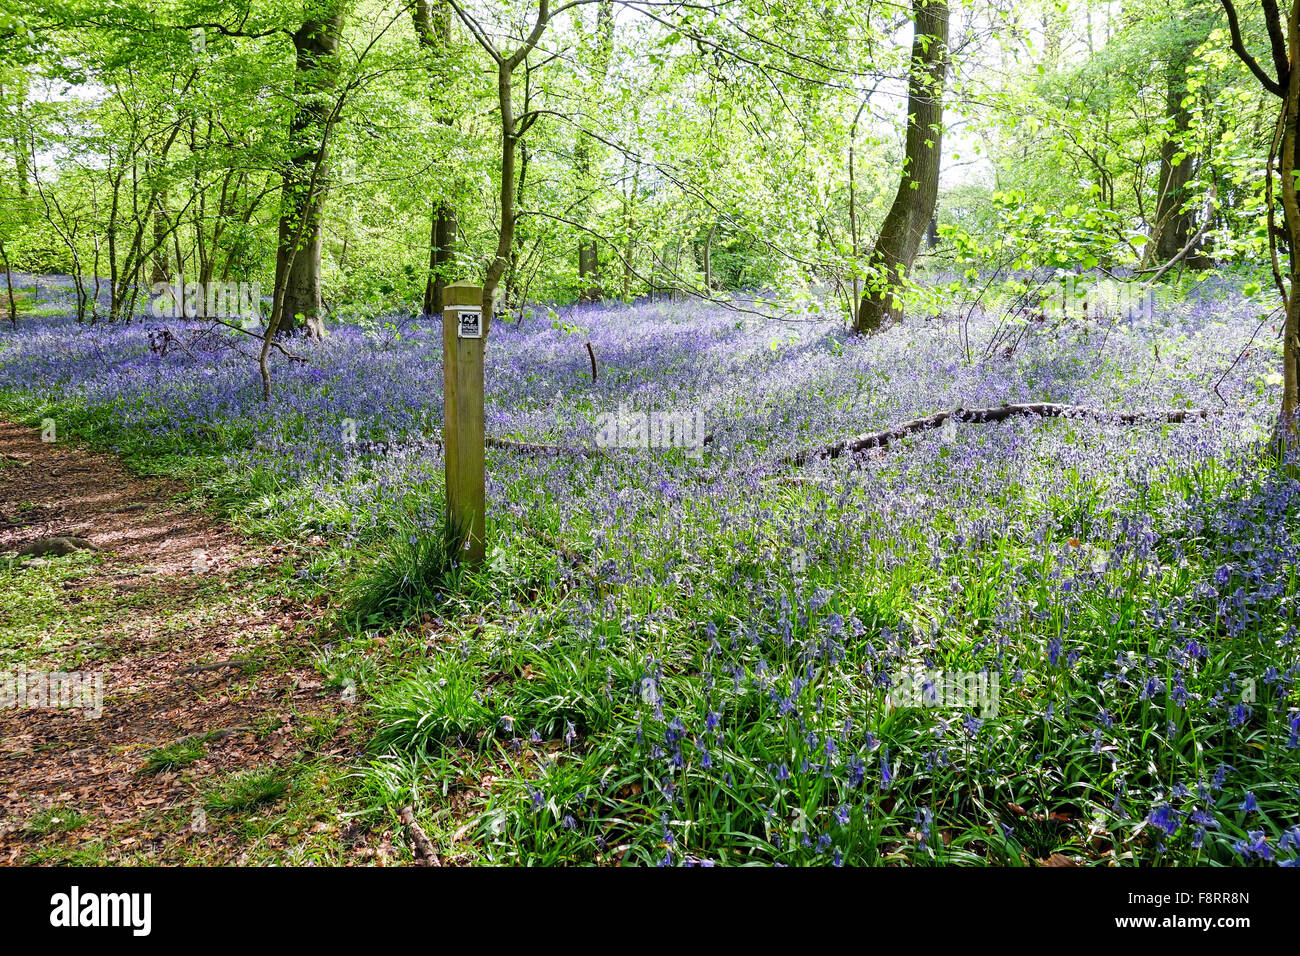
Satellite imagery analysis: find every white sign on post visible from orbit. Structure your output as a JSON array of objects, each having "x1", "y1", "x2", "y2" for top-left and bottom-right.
[{"x1": 457, "y1": 309, "x2": 482, "y2": 339}]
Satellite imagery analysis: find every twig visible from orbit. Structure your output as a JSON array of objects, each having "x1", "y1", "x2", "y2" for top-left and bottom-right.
[
  {"x1": 177, "y1": 659, "x2": 252, "y2": 676},
  {"x1": 585, "y1": 340, "x2": 598, "y2": 383},
  {"x1": 1212, "y1": 309, "x2": 1280, "y2": 405},
  {"x1": 208, "y1": 317, "x2": 309, "y2": 363},
  {"x1": 1133, "y1": 187, "x2": 1218, "y2": 285}
]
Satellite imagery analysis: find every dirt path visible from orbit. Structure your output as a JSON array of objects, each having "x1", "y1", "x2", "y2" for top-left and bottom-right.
[{"x1": 0, "y1": 420, "x2": 367, "y2": 864}]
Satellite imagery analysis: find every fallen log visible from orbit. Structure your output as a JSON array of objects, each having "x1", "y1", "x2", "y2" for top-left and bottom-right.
[
  {"x1": 487, "y1": 436, "x2": 604, "y2": 457},
  {"x1": 784, "y1": 403, "x2": 1219, "y2": 467},
  {"x1": 398, "y1": 805, "x2": 441, "y2": 866},
  {"x1": 486, "y1": 434, "x2": 714, "y2": 457}
]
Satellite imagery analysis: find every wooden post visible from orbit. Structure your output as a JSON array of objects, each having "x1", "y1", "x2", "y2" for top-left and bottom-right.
[{"x1": 442, "y1": 280, "x2": 486, "y2": 565}]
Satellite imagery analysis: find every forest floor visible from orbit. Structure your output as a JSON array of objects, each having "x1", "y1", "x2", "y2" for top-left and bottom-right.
[
  {"x1": 1, "y1": 291, "x2": 1294, "y2": 866},
  {"x1": 0, "y1": 419, "x2": 389, "y2": 864}
]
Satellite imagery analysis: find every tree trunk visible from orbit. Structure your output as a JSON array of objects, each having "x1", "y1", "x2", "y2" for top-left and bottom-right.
[
  {"x1": 1220, "y1": 0, "x2": 1300, "y2": 441},
  {"x1": 273, "y1": 9, "x2": 346, "y2": 338},
  {"x1": 576, "y1": 1, "x2": 614, "y2": 301},
  {"x1": 512, "y1": 139, "x2": 532, "y2": 309},
  {"x1": 1280, "y1": 3, "x2": 1300, "y2": 441},
  {"x1": 481, "y1": 63, "x2": 517, "y2": 329},
  {"x1": 5, "y1": 74, "x2": 30, "y2": 196},
  {"x1": 150, "y1": 190, "x2": 170, "y2": 285},
  {"x1": 414, "y1": 1, "x2": 457, "y2": 316},
  {"x1": 423, "y1": 201, "x2": 456, "y2": 315},
  {"x1": 578, "y1": 240, "x2": 599, "y2": 300},
  {"x1": 1, "y1": 238, "x2": 16, "y2": 328},
  {"x1": 1148, "y1": 43, "x2": 1198, "y2": 265},
  {"x1": 854, "y1": 0, "x2": 948, "y2": 334},
  {"x1": 702, "y1": 221, "x2": 716, "y2": 290},
  {"x1": 623, "y1": 160, "x2": 638, "y2": 299}
]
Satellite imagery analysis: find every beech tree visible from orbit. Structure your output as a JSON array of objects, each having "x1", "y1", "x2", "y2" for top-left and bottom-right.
[
  {"x1": 273, "y1": 3, "x2": 351, "y2": 339},
  {"x1": 1144, "y1": 3, "x2": 1217, "y2": 265},
  {"x1": 854, "y1": 0, "x2": 948, "y2": 334}
]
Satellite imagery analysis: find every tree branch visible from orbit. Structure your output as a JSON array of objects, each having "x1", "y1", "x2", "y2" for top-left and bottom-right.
[
  {"x1": 1221, "y1": 0, "x2": 1286, "y2": 96},
  {"x1": 1262, "y1": 0, "x2": 1291, "y2": 84}
]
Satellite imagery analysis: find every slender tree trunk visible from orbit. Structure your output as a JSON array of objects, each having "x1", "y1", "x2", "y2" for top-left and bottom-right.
[
  {"x1": 854, "y1": 0, "x2": 948, "y2": 334},
  {"x1": 414, "y1": 0, "x2": 457, "y2": 316},
  {"x1": 0, "y1": 238, "x2": 16, "y2": 329},
  {"x1": 847, "y1": 97, "x2": 866, "y2": 319},
  {"x1": 192, "y1": 119, "x2": 212, "y2": 309},
  {"x1": 623, "y1": 161, "x2": 638, "y2": 299},
  {"x1": 12, "y1": 133, "x2": 27, "y2": 196},
  {"x1": 481, "y1": 63, "x2": 517, "y2": 329},
  {"x1": 5, "y1": 75, "x2": 30, "y2": 196},
  {"x1": 454, "y1": 1, "x2": 560, "y2": 328},
  {"x1": 273, "y1": 8, "x2": 346, "y2": 338},
  {"x1": 150, "y1": 192, "x2": 170, "y2": 285},
  {"x1": 1220, "y1": 0, "x2": 1299, "y2": 438},
  {"x1": 576, "y1": 1, "x2": 614, "y2": 301},
  {"x1": 578, "y1": 239, "x2": 599, "y2": 300},
  {"x1": 703, "y1": 221, "x2": 717, "y2": 290},
  {"x1": 508, "y1": 139, "x2": 530, "y2": 309},
  {"x1": 1280, "y1": 3, "x2": 1300, "y2": 440},
  {"x1": 143, "y1": 140, "x2": 171, "y2": 286},
  {"x1": 104, "y1": 172, "x2": 120, "y2": 322}
]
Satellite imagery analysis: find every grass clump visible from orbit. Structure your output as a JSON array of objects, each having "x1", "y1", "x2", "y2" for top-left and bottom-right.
[
  {"x1": 204, "y1": 768, "x2": 291, "y2": 812},
  {"x1": 344, "y1": 516, "x2": 464, "y2": 626},
  {"x1": 138, "y1": 737, "x2": 206, "y2": 774},
  {"x1": 25, "y1": 806, "x2": 89, "y2": 836},
  {"x1": 370, "y1": 654, "x2": 498, "y2": 751}
]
